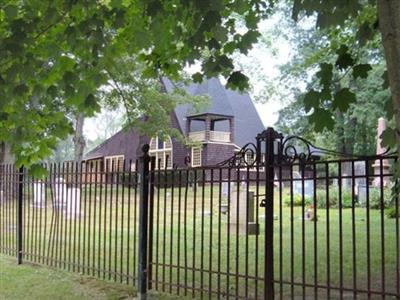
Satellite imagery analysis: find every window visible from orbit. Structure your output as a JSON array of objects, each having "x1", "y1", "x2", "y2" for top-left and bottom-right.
[
  {"x1": 149, "y1": 135, "x2": 173, "y2": 169},
  {"x1": 104, "y1": 155, "x2": 124, "y2": 172},
  {"x1": 191, "y1": 147, "x2": 202, "y2": 167}
]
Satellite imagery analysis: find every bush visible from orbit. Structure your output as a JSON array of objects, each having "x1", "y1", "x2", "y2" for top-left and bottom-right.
[
  {"x1": 283, "y1": 194, "x2": 312, "y2": 207},
  {"x1": 386, "y1": 206, "x2": 400, "y2": 219},
  {"x1": 359, "y1": 188, "x2": 393, "y2": 209},
  {"x1": 315, "y1": 189, "x2": 355, "y2": 209},
  {"x1": 282, "y1": 186, "x2": 394, "y2": 210}
]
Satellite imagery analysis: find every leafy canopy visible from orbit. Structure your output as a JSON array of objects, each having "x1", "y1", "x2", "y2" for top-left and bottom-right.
[{"x1": 0, "y1": 0, "x2": 274, "y2": 174}]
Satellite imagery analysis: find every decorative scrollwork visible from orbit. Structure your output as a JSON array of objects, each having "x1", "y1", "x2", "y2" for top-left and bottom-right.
[
  {"x1": 215, "y1": 128, "x2": 396, "y2": 170},
  {"x1": 280, "y1": 135, "x2": 396, "y2": 166},
  {"x1": 217, "y1": 142, "x2": 260, "y2": 168}
]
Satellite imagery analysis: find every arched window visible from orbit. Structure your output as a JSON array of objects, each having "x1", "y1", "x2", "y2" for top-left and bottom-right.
[{"x1": 149, "y1": 135, "x2": 173, "y2": 169}]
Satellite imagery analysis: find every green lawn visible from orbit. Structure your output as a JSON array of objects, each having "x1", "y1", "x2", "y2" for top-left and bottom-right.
[
  {"x1": 1, "y1": 184, "x2": 399, "y2": 299},
  {"x1": 0, "y1": 254, "x2": 190, "y2": 300}
]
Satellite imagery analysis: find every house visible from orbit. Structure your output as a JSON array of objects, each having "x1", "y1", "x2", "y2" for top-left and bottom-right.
[{"x1": 84, "y1": 77, "x2": 265, "y2": 176}]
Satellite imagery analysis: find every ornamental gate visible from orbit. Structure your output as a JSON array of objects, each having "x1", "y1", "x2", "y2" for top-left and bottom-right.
[{"x1": 0, "y1": 128, "x2": 398, "y2": 299}]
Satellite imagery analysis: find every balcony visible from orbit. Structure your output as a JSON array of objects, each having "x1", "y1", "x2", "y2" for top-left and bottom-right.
[{"x1": 188, "y1": 130, "x2": 231, "y2": 143}]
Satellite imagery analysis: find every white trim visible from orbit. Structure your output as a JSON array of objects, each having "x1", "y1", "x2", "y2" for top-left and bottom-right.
[
  {"x1": 191, "y1": 147, "x2": 202, "y2": 167},
  {"x1": 104, "y1": 155, "x2": 125, "y2": 172},
  {"x1": 149, "y1": 135, "x2": 173, "y2": 169}
]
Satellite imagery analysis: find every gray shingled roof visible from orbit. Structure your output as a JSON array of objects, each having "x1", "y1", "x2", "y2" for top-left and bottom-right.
[{"x1": 162, "y1": 77, "x2": 265, "y2": 148}]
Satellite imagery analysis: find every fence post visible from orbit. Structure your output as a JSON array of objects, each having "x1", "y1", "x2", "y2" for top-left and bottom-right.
[
  {"x1": 147, "y1": 156, "x2": 155, "y2": 290},
  {"x1": 17, "y1": 166, "x2": 24, "y2": 265},
  {"x1": 138, "y1": 145, "x2": 151, "y2": 300},
  {"x1": 262, "y1": 127, "x2": 279, "y2": 300}
]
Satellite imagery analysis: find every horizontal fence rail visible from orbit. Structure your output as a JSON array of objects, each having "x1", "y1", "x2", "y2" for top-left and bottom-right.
[{"x1": 0, "y1": 130, "x2": 399, "y2": 300}]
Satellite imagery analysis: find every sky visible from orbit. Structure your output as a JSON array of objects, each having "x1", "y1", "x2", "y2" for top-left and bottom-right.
[{"x1": 84, "y1": 16, "x2": 294, "y2": 141}]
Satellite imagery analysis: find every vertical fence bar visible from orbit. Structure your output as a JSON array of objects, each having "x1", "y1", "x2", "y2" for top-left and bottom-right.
[
  {"x1": 262, "y1": 127, "x2": 277, "y2": 300},
  {"x1": 148, "y1": 156, "x2": 155, "y2": 290},
  {"x1": 138, "y1": 145, "x2": 151, "y2": 300},
  {"x1": 17, "y1": 166, "x2": 24, "y2": 264}
]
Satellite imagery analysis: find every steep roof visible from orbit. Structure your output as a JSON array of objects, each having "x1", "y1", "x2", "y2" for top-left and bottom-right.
[
  {"x1": 85, "y1": 128, "x2": 139, "y2": 160},
  {"x1": 162, "y1": 77, "x2": 265, "y2": 148},
  {"x1": 85, "y1": 77, "x2": 266, "y2": 159}
]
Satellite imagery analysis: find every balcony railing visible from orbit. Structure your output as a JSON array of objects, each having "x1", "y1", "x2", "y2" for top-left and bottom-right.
[{"x1": 188, "y1": 130, "x2": 231, "y2": 143}]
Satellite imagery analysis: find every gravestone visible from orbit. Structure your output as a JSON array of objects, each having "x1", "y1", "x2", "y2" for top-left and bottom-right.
[
  {"x1": 357, "y1": 184, "x2": 380, "y2": 207},
  {"x1": 354, "y1": 161, "x2": 366, "y2": 196},
  {"x1": 220, "y1": 182, "x2": 235, "y2": 214},
  {"x1": 229, "y1": 189, "x2": 259, "y2": 235},
  {"x1": 373, "y1": 118, "x2": 391, "y2": 187},
  {"x1": 65, "y1": 188, "x2": 81, "y2": 219},
  {"x1": 293, "y1": 172, "x2": 314, "y2": 198},
  {"x1": 222, "y1": 182, "x2": 235, "y2": 199},
  {"x1": 53, "y1": 178, "x2": 67, "y2": 211},
  {"x1": 32, "y1": 180, "x2": 45, "y2": 208},
  {"x1": 341, "y1": 162, "x2": 353, "y2": 188},
  {"x1": 0, "y1": 190, "x2": 3, "y2": 203}
]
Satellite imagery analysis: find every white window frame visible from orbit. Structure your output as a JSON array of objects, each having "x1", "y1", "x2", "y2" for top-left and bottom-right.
[
  {"x1": 149, "y1": 135, "x2": 173, "y2": 170},
  {"x1": 191, "y1": 147, "x2": 202, "y2": 167},
  {"x1": 104, "y1": 155, "x2": 125, "y2": 172}
]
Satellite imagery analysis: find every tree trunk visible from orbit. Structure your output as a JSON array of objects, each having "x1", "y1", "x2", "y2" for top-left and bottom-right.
[
  {"x1": 0, "y1": 142, "x2": 14, "y2": 164},
  {"x1": 378, "y1": 0, "x2": 400, "y2": 166},
  {"x1": 73, "y1": 113, "x2": 86, "y2": 162}
]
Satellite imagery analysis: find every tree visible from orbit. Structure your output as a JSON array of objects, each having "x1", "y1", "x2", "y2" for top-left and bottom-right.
[
  {"x1": 0, "y1": 1, "x2": 273, "y2": 175},
  {"x1": 289, "y1": 0, "x2": 400, "y2": 178}
]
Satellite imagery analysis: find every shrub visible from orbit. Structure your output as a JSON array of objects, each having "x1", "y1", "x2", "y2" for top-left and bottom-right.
[
  {"x1": 315, "y1": 188, "x2": 356, "y2": 209},
  {"x1": 386, "y1": 206, "x2": 400, "y2": 219},
  {"x1": 359, "y1": 188, "x2": 393, "y2": 209},
  {"x1": 283, "y1": 194, "x2": 312, "y2": 207}
]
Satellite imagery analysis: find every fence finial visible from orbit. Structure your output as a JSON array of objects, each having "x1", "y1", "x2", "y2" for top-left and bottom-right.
[{"x1": 142, "y1": 144, "x2": 150, "y2": 154}]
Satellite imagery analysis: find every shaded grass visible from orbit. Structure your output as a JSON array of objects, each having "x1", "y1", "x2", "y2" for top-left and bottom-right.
[{"x1": 0, "y1": 254, "x2": 191, "y2": 300}]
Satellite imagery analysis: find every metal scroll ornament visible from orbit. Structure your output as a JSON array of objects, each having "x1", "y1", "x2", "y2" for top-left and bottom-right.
[{"x1": 217, "y1": 143, "x2": 260, "y2": 168}]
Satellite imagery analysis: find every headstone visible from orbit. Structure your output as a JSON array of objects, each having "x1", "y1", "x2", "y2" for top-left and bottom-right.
[
  {"x1": 357, "y1": 184, "x2": 380, "y2": 207},
  {"x1": 372, "y1": 117, "x2": 391, "y2": 187},
  {"x1": 221, "y1": 182, "x2": 234, "y2": 214},
  {"x1": 0, "y1": 190, "x2": 3, "y2": 203},
  {"x1": 222, "y1": 182, "x2": 235, "y2": 199},
  {"x1": 229, "y1": 189, "x2": 259, "y2": 235},
  {"x1": 293, "y1": 172, "x2": 314, "y2": 198},
  {"x1": 354, "y1": 161, "x2": 366, "y2": 196},
  {"x1": 341, "y1": 162, "x2": 353, "y2": 188},
  {"x1": 53, "y1": 178, "x2": 67, "y2": 211},
  {"x1": 32, "y1": 180, "x2": 45, "y2": 208},
  {"x1": 65, "y1": 188, "x2": 81, "y2": 219}
]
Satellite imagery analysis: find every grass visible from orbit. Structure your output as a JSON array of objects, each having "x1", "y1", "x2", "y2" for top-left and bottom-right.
[
  {"x1": 0, "y1": 254, "x2": 190, "y2": 300},
  {"x1": 1, "y1": 183, "x2": 399, "y2": 299}
]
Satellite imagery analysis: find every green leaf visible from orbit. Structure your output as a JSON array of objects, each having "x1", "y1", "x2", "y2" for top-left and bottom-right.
[
  {"x1": 353, "y1": 64, "x2": 372, "y2": 79},
  {"x1": 335, "y1": 45, "x2": 354, "y2": 70},
  {"x1": 316, "y1": 63, "x2": 333, "y2": 87},
  {"x1": 245, "y1": 12, "x2": 259, "y2": 29},
  {"x1": 14, "y1": 84, "x2": 29, "y2": 96},
  {"x1": 192, "y1": 72, "x2": 203, "y2": 83},
  {"x1": 303, "y1": 89, "x2": 320, "y2": 113},
  {"x1": 381, "y1": 127, "x2": 396, "y2": 149},
  {"x1": 30, "y1": 164, "x2": 48, "y2": 179},
  {"x1": 4, "y1": 5, "x2": 19, "y2": 20},
  {"x1": 238, "y1": 30, "x2": 260, "y2": 53},
  {"x1": 309, "y1": 108, "x2": 334, "y2": 132},
  {"x1": 226, "y1": 71, "x2": 249, "y2": 91},
  {"x1": 356, "y1": 21, "x2": 374, "y2": 46},
  {"x1": 332, "y1": 88, "x2": 356, "y2": 112}
]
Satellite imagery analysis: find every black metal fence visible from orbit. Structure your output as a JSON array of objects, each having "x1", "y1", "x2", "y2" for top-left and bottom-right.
[{"x1": 0, "y1": 128, "x2": 399, "y2": 299}]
